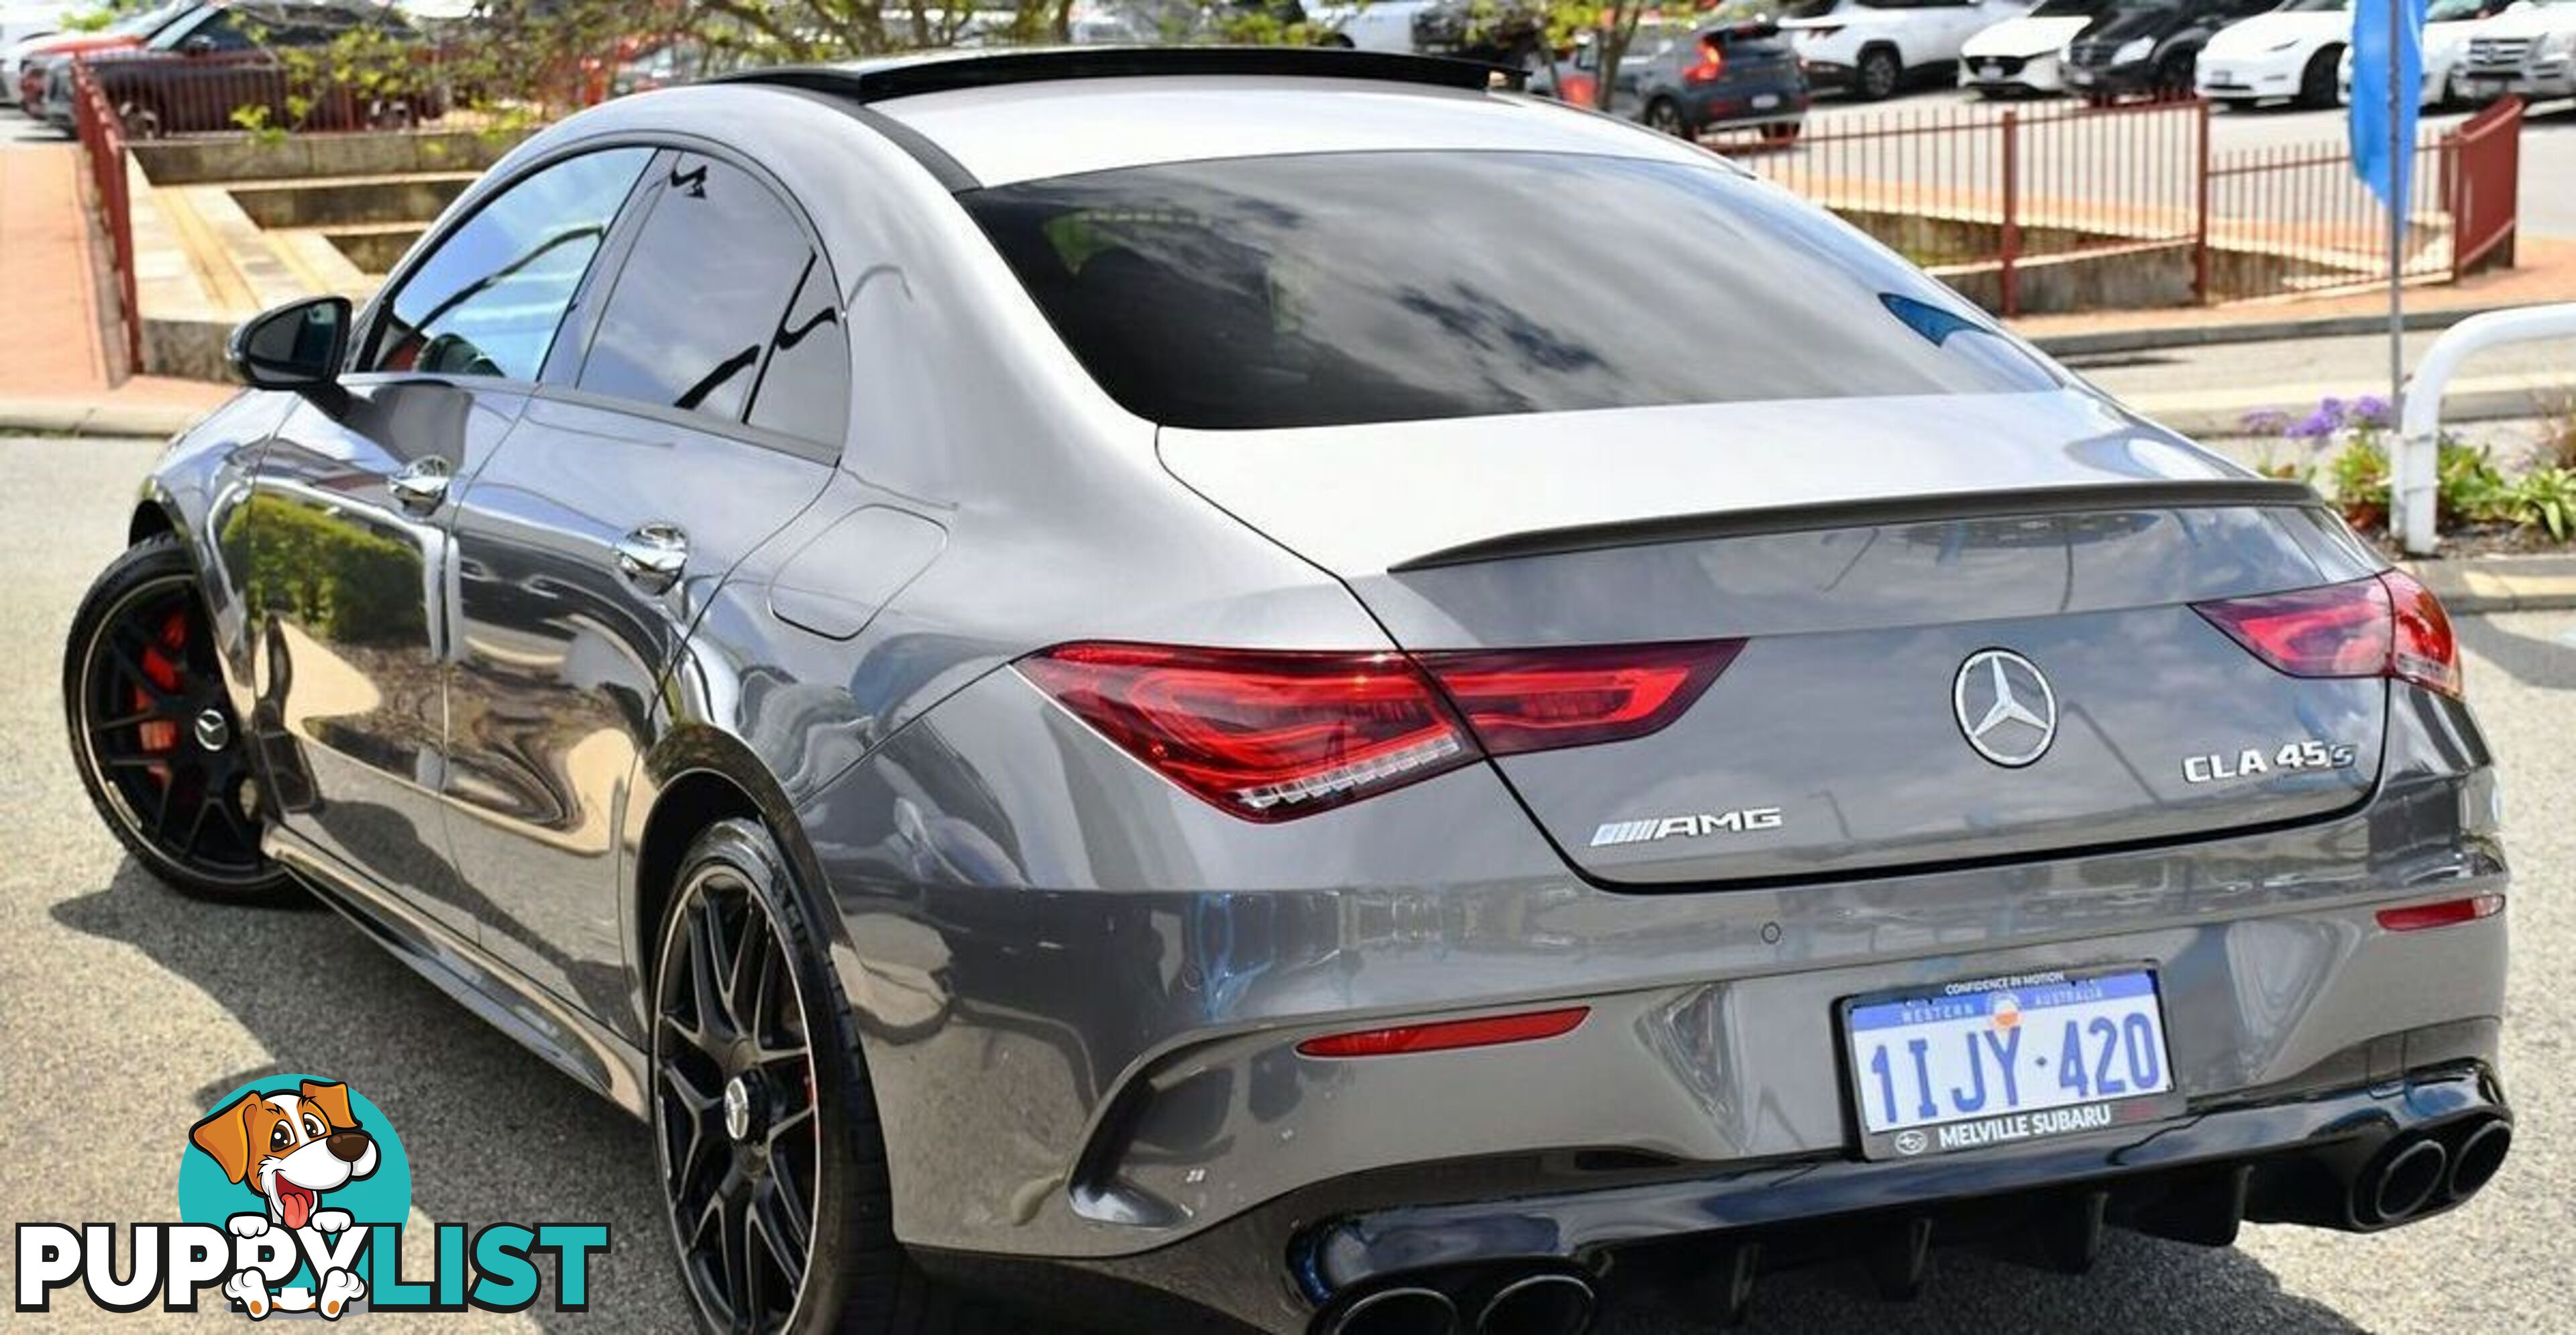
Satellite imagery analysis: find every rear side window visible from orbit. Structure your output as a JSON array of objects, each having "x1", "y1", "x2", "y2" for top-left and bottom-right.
[
  {"x1": 577, "y1": 156, "x2": 843, "y2": 439},
  {"x1": 366, "y1": 147, "x2": 651, "y2": 380},
  {"x1": 963, "y1": 151, "x2": 2057, "y2": 430}
]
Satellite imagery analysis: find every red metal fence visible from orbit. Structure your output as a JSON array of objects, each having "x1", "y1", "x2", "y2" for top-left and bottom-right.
[
  {"x1": 1707, "y1": 95, "x2": 2524, "y2": 316},
  {"x1": 68, "y1": 59, "x2": 140, "y2": 374}
]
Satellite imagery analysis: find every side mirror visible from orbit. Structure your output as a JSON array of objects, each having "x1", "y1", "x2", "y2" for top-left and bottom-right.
[{"x1": 228, "y1": 295, "x2": 350, "y2": 390}]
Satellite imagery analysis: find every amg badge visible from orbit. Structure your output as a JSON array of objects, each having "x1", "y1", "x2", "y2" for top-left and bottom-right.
[{"x1": 1591, "y1": 807, "x2": 1784, "y2": 848}]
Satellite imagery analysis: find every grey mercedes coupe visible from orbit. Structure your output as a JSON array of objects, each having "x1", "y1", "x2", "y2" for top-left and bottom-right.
[{"x1": 62, "y1": 46, "x2": 2511, "y2": 1335}]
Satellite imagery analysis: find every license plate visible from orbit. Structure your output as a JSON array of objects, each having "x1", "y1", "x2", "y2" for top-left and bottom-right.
[
  {"x1": 1840, "y1": 965, "x2": 2182, "y2": 1160},
  {"x1": 1752, "y1": 93, "x2": 1781, "y2": 109},
  {"x1": 1982, "y1": 64, "x2": 2004, "y2": 78},
  {"x1": 2208, "y1": 68, "x2": 2232, "y2": 84}
]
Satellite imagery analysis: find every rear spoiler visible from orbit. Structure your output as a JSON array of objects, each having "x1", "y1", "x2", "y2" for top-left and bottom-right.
[
  {"x1": 1708, "y1": 20, "x2": 1784, "y2": 41},
  {"x1": 1389, "y1": 478, "x2": 2321, "y2": 570}
]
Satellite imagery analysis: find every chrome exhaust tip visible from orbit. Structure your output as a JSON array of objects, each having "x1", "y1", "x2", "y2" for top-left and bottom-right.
[
  {"x1": 2446, "y1": 1118, "x2": 2512, "y2": 1202},
  {"x1": 1329, "y1": 1285, "x2": 1460, "y2": 1335},
  {"x1": 2369, "y1": 1136, "x2": 2450, "y2": 1223},
  {"x1": 1477, "y1": 1272, "x2": 1597, "y2": 1335}
]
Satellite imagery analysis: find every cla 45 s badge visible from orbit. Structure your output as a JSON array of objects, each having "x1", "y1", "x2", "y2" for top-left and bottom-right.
[{"x1": 2183, "y1": 739, "x2": 2360, "y2": 785}]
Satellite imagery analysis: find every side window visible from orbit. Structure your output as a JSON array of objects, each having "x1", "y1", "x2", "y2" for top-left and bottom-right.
[
  {"x1": 195, "y1": 13, "x2": 256, "y2": 50},
  {"x1": 365, "y1": 147, "x2": 651, "y2": 380},
  {"x1": 576, "y1": 156, "x2": 839, "y2": 435},
  {"x1": 744, "y1": 259, "x2": 851, "y2": 444}
]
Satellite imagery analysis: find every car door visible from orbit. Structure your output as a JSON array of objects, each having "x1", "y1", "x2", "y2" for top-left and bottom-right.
[
  {"x1": 245, "y1": 144, "x2": 653, "y2": 937},
  {"x1": 440, "y1": 150, "x2": 845, "y2": 1014}
]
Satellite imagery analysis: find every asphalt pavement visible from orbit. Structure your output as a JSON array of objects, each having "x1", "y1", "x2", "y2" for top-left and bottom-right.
[{"x1": 4, "y1": 432, "x2": 2571, "y2": 1334}]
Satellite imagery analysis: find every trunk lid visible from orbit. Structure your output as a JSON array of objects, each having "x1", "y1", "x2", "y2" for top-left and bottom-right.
[{"x1": 1159, "y1": 392, "x2": 2387, "y2": 884}]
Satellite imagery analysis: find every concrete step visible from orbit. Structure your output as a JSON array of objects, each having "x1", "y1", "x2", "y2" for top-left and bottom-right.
[
  {"x1": 225, "y1": 172, "x2": 476, "y2": 229},
  {"x1": 314, "y1": 221, "x2": 426, "y2": 276},
  {"x1": 129, "y1": 127, "x2": 532, "y2": 186}
]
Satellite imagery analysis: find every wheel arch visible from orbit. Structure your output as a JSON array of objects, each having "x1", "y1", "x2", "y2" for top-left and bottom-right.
[
  {"x1": 129, "y1": 499, "x2": 178, "y2": 548},
  {"x1": 624, "y1": 721, "x2": 849, "y2": 1037}
]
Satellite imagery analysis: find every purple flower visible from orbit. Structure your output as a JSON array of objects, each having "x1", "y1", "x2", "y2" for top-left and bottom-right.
[
  {"x1": 2351, "y1": 394, "x2": 2391, "y2": 426},
  {"x1": 2318, "y1": 396, "x2": 2346, "y2": 420},
  {"x1": 2291, "y1": 409, "x2": 2340, "y2": 441},
  {"x1": 2241, "y1": 409, "x2": 2291, "y2": 435}
]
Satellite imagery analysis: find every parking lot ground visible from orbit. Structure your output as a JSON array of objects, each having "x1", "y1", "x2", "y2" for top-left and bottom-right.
[{"x1": 3, "y1": 431, "x2": 2569, "y2": 1333}]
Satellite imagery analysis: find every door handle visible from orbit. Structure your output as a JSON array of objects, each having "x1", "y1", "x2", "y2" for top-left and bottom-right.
[
  {"x1": 613, "y1": 523, "x2": 689, "y2": 594},
  {"x1": 387, "y1": 456, "x2": 453, "y2": 512}
]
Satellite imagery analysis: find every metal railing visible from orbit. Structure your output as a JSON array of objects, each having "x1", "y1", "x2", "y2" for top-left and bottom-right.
[
  {"x1": 1707, "y1": 95, "x2": 2524, "y2": 316},
  {"x1": 67, "y1": 58, "x2": 140, "y2": 374},
  {"x1": 2394, "y1": 301, "x2": 2576, "y2": 553}
]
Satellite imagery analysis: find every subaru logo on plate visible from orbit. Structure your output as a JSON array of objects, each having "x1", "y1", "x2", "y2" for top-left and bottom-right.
[
  {"x1": 1953, "y1": 649, "x2": 2057, "y2": 768},
  {"x1": 1893, "y1": 1130, "x2": 1929, "y2": 1157}
]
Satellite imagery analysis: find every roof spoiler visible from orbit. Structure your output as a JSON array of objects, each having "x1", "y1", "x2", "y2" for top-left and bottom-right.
[{"x1": 715, "y1": 45, "x2": 1523, "y2": 104}]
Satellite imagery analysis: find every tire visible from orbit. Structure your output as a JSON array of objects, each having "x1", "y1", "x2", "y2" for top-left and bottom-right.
[
  {"x1": 2299, "y1": 46, "x2": 2343, "y2": 109},
  {"x1": 1855, "y1": 47, "x2": 1902, "y2": 101},
  {"x1": 2153, "y1": 52, "x2": 2194, "y2": 101},
  {"x1": 63, "y1": 535, "x2": 292, "y2": 902},
  {"x1": 651, "y1": 820, "x2": 1058, "y2": 1335},
  {"x1": 1760, "y1": 121, "x2": 1801, "y2": 143},
  {"x1": 1644, "y1": 97, "x2": 1688, "y2": 138}
]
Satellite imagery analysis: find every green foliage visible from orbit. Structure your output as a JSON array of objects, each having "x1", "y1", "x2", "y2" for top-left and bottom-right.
[
  {"x1": 2506, "y1": 466, "x2": 2576, "y2": 543},
  {"x1": 235, "y1": 496, "x2": 427, "y2": 645}
]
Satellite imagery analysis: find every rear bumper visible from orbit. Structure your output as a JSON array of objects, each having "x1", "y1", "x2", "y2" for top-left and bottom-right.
[
  {"x1": 1680, "y1": 81, "x2": 1809, "y2": 129},
  {"x1": 929, "y1": 1047, "x2": 2509, "y2": 1333},
  {"x1": 804, "y1": 671, "x2": 2509, "y2": 1329}
]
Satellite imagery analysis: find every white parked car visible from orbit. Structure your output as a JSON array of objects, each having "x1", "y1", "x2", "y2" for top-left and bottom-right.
[
  {"x1": 1782, "y1": 0, "x2": 2035, "y2": 99},
  {"x1": 1960, "y1": 0, "x2": 2118, "y2": 94},
  {"x1": 2456, "y1": 0, "x2": 2576, "y2": 101},
  {"x1": 0, "y1": 0, "x2": 76, "y2": 104},
  {"x1": 2337, "y1": 0, "x2": 2516, "y2": 105},
  {"x1": 2195, "y1": 0, "x2": 2353, "y2": 107},
  {"x1": 1305, "y1": 0, "x2": 1442, "y2": 52}
]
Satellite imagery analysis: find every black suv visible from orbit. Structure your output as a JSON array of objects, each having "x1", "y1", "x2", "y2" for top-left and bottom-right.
[{"x1": 2061, "y1": 0, "x2": 2273, "y2": 101}]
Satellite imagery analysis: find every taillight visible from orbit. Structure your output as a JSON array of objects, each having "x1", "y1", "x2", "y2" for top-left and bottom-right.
[
  {"x1": 1016, "y1": 644, "x2": 1473, "y2": 821},
  {"x1": 1018, "y1": 640, "x2": 1742, "y2": 821},
  {"x1": 1687, "y1": 40, "x2": 1727, "y2": 83},
  {"x1": 1417, "y1": 641, "x2": 1741, "y2": 756},
  {"x1": 2192, "y1": 572, "x2": 2463, "y2": 698}
]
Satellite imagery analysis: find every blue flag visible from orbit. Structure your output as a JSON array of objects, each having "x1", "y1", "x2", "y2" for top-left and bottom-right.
[{"x1": 2349, "y1": 0, "x2": 2428, "y2": 232}]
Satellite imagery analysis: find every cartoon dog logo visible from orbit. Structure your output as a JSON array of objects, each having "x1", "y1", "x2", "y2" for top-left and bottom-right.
[{"x1": 188, "y1": 1080, "x2": 377, "y2": 1319}]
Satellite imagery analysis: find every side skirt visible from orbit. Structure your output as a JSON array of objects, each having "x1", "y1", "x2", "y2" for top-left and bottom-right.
[{"x1": 264, "y1": 825, "x2": 652, "y2": 1119}]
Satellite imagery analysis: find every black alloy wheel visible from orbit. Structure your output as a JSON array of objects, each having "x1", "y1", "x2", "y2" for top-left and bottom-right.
[
  {"x1": 1645, "y1": 97, "x2": 1688, "y2": 138},
  {"x1": 65, "y1": 535, "x2": 287, "y2": 900},
  {"x1": 650, "y1": 820, "x2": 1065, "y2": 1335},
  {"x1": 655, "y1": 842, "x2": 824, "y2": 1334}
]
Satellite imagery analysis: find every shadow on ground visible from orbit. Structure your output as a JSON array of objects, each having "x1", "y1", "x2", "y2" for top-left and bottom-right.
[
  {"x1": 52, "y1": 859, "x2": 690, "y2": 1335},
  {"x1": 57, "y1": 858, "x2": 2367, "y2": 1335}
]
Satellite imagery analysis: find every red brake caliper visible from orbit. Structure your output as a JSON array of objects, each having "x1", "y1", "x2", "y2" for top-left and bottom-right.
[{"x1": 133, "y1": 608, "x2": 186, "y2": 762}]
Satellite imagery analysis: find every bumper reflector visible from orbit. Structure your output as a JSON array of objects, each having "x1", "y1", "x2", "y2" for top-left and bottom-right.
[
  {"x1": 2375, "y1": 894, "x2": 2504, "y2": 932},
  {"x1": 1297, "y1": 1006, "x2": 1591, "y2": 1059}
]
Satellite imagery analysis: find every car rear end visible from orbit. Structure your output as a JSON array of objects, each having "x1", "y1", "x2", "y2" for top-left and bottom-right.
[
  {"x1": 803, "y1": 72, "x2": 2511, "y2": 1335},
  {"x1": 1675, "y1": 21, "x2": 1809, "y2": 131}
]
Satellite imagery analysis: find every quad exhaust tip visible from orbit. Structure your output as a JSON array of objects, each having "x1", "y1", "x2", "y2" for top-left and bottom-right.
[
  {"x1": 1477, "y1": 1273, "x2": 1597, "y2": 1335},
  {"x1": 2368, "y1": 1136, "x2": 2450, "y2": 1224},
  {"x1": 1328, "y1": 1286, "x2": 1458, "y2": 1335},
  {"x1": 2447, "y1": 1117, "x2": 2512, "y2": 1202},
  {"x1": 1324, "y1": 1271, "x2": 1597, "y2": 1335}
]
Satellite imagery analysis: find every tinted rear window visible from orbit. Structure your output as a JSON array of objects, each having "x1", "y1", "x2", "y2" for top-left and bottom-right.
[{"x1": 962, "y1": 152, "x2": 2057, "y2": 430}]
